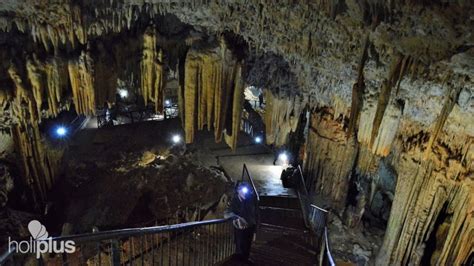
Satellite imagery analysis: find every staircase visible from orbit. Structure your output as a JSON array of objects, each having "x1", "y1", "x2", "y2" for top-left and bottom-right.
[
  {"x1": 0, "y1": 164, "x2": 334, "y2": 266},
  {"x1": 251, "y1": 195, "x2": 316, "y2": 266},
  {"x1": 217, "y1": 195, "x2": 316, "y2": 266}
]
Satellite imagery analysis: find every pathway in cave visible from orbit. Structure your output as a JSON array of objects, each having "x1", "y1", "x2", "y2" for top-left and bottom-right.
[
  {"x1": 191, "y1": 133, "x2": 314, "y2": 265},
  {"x1": 190, "y1": 130, "x2": 295, "y2": 197}
]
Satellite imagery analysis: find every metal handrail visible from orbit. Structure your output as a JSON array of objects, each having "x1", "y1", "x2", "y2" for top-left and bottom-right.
[
  {"x1": 49, "y1": 218, "x2": 231, "y2": 243},
  {"x1": 1, "y1": 217, "x2": 235, "y2": 265},
  {"x1": 294, "y1": 165, "x2": 335, "y2": 266},
  {"x1": 242, "y1": 163, "x2": 260, "y2": 202}
]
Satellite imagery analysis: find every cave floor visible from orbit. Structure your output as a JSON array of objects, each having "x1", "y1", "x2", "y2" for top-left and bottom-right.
[{"x1": 189, "y1": 130, "x2": 295, "y2": 197}]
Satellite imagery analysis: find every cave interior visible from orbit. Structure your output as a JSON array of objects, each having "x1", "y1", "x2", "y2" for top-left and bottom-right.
[{"x1": 0, "y1": 0, "x2": 473, "y2": 265}]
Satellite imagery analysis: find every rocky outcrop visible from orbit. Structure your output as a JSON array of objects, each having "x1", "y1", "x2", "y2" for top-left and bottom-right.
[{"x1": 59, "y1": 121, "x2": 230, "y2": 232}]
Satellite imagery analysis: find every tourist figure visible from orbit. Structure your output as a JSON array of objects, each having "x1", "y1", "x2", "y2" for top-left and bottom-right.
[
  {"x1": 224, "y1": 181, "x2": 258, "y2": 263},
  {"x1": 258, "y1": 88, "x2": 264, "y2": 108}
]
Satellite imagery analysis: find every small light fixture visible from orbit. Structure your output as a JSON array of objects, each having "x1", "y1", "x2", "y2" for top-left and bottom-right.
[
  {"x1": 165, "y1": 100, "x2": 171, "y2": 106},
  {"x1": 278, "y1": 152, "x2": 288, "y2": 164},
  {"x1": 254, "y1": 136, "x2": 262, "y2": 144},
  {"x1": 172, "y1": 134, "x2": 181, "y2": 144},
  {"x1": 240, "y1": 186, "x2": 249, "y2": 194},
  {"x1": 118, "y1": 89, "x2": 128, "y2": 99},
  {"x1": 55, "y1": 126, "x2": 68, "y2": 137}
]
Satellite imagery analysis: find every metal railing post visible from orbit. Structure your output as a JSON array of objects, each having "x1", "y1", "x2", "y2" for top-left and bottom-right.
[{"x1": 110, "y1": 239, "x2": 121, "y2": 266}]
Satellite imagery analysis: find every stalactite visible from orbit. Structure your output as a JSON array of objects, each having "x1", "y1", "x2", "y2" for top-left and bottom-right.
[
  {"x1": 370, "y1": 99, "x2": 403, "y2": 156},
  {"x1": 224, "y1": 65, "x2": 244, "y2": 150},
  {"x1": 183, "y1": 40, "x2": 243, "y2": 149},
  {"x1": 347, "y1": 35, "x2": 369, "y2": 138},
  {"x1": 68, "y1": 51, "x2": 96, "y2": 115},
  {"x1": 183, "y1": 54, "x2": 199, "y2": 144},
  {"x1": 264, "y1": 91, "x2": 304, "y2": 146},
  {"x1": 6, "y1": 61, "x2": 65, "y2": 207},
  {"x1": 423, "y1": 79, "x2": 461, "y2": 160},
  {"x1": 94, "y1": 42, "x2": 118, "y2": 106},
  {"x1": 11, "y1": 123, "x2": 64, "y2": 206},
  {"x1": 369, "y1": 55, "x2": 404, "y2": 149},
  {"x1": 214, "y1": 38, "x2": 239, "y2": 144},
  {"x1": 8, "y1": 65, "x2": 39, "y2": 125},
  {"x1": 45, "y1": 58, "x2": 67, "y2": 117},
  {"x1": 26, "y1": 54, "x2": 45, "y2": 119},
  {"x1": 140, "y1": 27, "x2": 165, "y2": 113}
]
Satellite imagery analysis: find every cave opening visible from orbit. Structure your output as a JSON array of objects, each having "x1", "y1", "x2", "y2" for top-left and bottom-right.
[{"x1": 421, "y1": 202, "x2": 452, "y2": 265}]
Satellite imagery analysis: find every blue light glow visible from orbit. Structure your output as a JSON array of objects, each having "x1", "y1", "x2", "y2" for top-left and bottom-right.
[
  {"x1": 240, "y1": 186, "x2": 249, "y2": 194},
  {"x1": 254, "y1": 136, "x2": 262, "y2": 143},
  {"x1": 55, "y1": 126, "x2": 67, "y2": 137}
]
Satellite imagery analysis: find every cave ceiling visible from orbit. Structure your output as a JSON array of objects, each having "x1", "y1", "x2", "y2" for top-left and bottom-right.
[{"x1": 0, "y1": 0, "x2": 472, "y2": 138}]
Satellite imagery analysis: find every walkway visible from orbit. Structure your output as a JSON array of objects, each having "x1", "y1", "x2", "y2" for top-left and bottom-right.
[{"x1": 195, "y1": 133, "x2": 316, "y2": 265}]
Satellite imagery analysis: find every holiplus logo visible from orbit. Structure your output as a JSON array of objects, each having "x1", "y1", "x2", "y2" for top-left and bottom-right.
[{"x1": 8, "y1": 220, "x2": 76, "y2": 259}]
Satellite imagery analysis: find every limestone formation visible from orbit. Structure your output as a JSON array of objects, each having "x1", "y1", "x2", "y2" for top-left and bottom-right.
[
  {"x1": 183, "y1": 41, "x2": 244, "y2": 149},
  {"x1": 140, "y1": 26, "x2": 165, "y2": 113},
  {"x1": 68, "y1": 51, "x2": 96, "y2": 115}
]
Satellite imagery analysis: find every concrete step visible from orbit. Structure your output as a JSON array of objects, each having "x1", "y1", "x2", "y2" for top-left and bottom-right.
[
  {"x1": 259, "y1": 206, "x2": 306, "y2": 230},
  {"x1": 251, "y1": 224, "x2": 317, "y2": 265},
  {"x1": 259, "y1": 195, "x2": 300, "y2": 210}
]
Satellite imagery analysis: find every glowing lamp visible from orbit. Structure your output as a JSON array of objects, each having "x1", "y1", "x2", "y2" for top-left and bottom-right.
[
  {"x1": 55, "y1": 126, "x2": 67, "y2": 137},
  {"x1": 172, "y1": 134, "x2": 181, "y2": 144},
  {"x1": 118, "y1": 89, "x2": 128, "y2": 98},
  {"x1": 278, "y1": 152, "x2": 288, "y2": 163},
  {"x1": 254, "y1": 136, "x2": 262, "y2": 144},
  {"x1": 240, "y1": 186, "x2": 249, "y2": 194},
  {"x1": 165, "y1": 100, "x2": 171, "y2": 106}
]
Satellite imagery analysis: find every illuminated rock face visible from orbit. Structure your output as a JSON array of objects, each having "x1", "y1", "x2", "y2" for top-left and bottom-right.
[
  {"x1": 140, "y1": 27, "x2": 165, "y2": 113},
  {"x1": 182, "y1": 41, "x2": 243, "y2": 148},
  {"x1": 0, "y1": 1, "x2": 472, "y2": 264}
]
